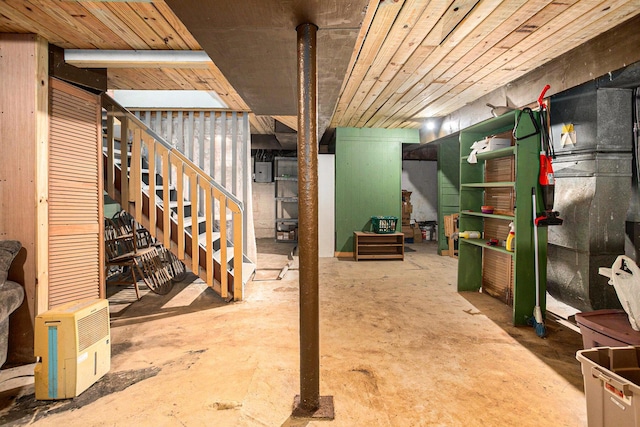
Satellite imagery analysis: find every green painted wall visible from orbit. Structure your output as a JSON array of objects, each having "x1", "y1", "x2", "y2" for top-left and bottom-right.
[
  {"x1": 437, "y1": 133, "x2": 460, "y2": 254},
  {"x1": 335, "y1": 127, "x2": 419, "y2": 253}
]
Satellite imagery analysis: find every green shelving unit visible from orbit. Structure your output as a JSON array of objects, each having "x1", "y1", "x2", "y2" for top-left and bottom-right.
[{"x1": 457, "y1": 110, "x2": 547, "y2": 326}]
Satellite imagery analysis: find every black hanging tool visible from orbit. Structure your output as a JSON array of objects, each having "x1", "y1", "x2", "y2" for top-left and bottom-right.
[{"x1": 535, "y1": 85, "x2": 563, "y2": 227}]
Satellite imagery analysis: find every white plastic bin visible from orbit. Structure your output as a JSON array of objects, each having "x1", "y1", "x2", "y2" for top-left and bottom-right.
[{"x1": 577, "y1": 346, "x2": 640, "y2": 426}]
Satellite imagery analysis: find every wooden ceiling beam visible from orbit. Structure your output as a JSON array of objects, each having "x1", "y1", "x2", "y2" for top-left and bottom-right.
[
  {"x1": 126, "y1": 2, "x2": 193, "y2": 50},
  {"x1": 381, "y1": 0, "x2": 557, "y2": 128},
  {"x1": 332, "y1": 0, "x2": 379, "y2": 124},
  {"x1": 250, "y1": 115, "x2": 274, "y2": 134},
  {"x1": 273, "y1": 116, "x2": 298, "y2": 132},
  {"x1": 55, "y1": 1, "x2": 131, "y2": 49},
  {"x1": 330, "y1": 0, "x2": 405, "y2": 126},
  {"x1": 363, "y1": 0, "x2": 505, "y2": 128},
  {"x1": 153, "y1": 2, "x2": 202, "y2": 50},
  {"x1": 379, "y1": 0, "x2": 637, "y2": 127},
  {"x1": 342, "y1": 0, "x2": 433, "y2": 128},
  {"x1": 82, "y1": 2, "x2": 150, "y2": 49},
  {"x1": 333, "y1": 0, "x2": 447, "y2": 128},
  {"x1": 102, "y1": 2, "x2": 177, "y2": 50},
  {"x1": 422, "y1": 0, "x2": 617, "y2": 117},
  {"x1": 420, "y1": 0, "x2": 639, "y2": 118},
  {"x1": 0, "y1": 1, "x2": 79, "y2": 48}
]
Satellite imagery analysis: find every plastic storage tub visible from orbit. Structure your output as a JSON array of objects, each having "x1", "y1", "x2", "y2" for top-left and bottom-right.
[
  {"x1": 575, "y1": 309, "x2": 640, "y2": 348},
  {"x1": 577, "y1": 346, "x2": 640, "y2": 427},
  {"x1": 371, "y1": 216, "x2": 398, "y2": 234}
]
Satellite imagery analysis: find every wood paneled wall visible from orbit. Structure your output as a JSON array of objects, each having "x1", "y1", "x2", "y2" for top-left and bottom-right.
[{"x1": 0, "y1": 34, "x2": 48, "y2": 364}]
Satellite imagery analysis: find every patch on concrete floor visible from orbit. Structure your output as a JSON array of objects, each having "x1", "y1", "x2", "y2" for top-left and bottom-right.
[
  {"x1": 111, "y1": 341, "x2": 133, "y2": 356},
  {"x1": 274, "y1": 286, "x2": 297, "y2": 292},
  {"x1": 349, "y1": 367, "x2": 379, "y2": 393},
  {"x1": 0, "y1": 367, "x2": 160, "y2": 426},
  {"x1": 209, "y1": 400, "x2": 242, "y2": 410}
]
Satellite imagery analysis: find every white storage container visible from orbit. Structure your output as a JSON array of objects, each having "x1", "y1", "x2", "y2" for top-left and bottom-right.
[{"x1": 576, "y1": 346, "x2": 640, "y2": 426}]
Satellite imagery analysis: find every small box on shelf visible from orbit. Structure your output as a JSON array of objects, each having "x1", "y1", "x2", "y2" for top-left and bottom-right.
[{"x1": 480, "y1": 136, "x2": 511, "y2": 152}]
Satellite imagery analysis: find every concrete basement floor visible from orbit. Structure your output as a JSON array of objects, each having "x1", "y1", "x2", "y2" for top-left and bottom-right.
[{"x1": 0, "y1": 239, "x2": 587, "y2": 426}]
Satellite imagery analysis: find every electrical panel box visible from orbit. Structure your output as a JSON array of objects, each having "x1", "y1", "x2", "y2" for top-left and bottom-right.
[{"x1": 255, "y1": 161, "x2": 273, "y2": 182}]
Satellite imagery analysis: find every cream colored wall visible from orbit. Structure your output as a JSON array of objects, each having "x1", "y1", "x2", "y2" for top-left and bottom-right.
[{"x1": 252, "y1": 182, "x2": 276, "y2": 239}]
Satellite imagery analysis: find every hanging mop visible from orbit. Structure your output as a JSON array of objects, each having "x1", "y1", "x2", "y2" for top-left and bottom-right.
[
  {"x1": 529, "y1": 85, "x2": 564, "y2": 338},
  {"x1": 531, "y1": 188, "x2": 546, "y2": 338}
]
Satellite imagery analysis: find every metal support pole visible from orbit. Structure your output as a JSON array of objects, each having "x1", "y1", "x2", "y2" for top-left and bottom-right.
[{"x1": 292, "y1": 22, "x2": 334, "y2": 420}]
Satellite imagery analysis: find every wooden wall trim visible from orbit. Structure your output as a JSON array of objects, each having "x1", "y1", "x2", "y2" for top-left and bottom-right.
[{"x1": 35, "y1": 37, "x2": 50, "y2": 316}]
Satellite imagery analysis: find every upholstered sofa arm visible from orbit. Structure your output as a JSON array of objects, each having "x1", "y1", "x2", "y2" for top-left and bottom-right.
[
  {"x1": 0, "y1": 240, "x2": 25, "y2": 367},
  {"x1": 0, "y1": 281, "x2": 24, "y2": 322}
]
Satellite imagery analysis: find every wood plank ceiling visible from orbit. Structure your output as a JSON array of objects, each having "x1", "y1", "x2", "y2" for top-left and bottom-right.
[{"x1": 1, "y1": 1, "x2": 640, "y2": 141}]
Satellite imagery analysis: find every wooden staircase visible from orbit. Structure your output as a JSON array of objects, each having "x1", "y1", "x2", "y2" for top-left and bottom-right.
[{"x1": 101, "y1": 94, "x2": 255, "y2": 301}]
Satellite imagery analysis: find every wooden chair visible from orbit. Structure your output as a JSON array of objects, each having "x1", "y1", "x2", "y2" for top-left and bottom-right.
[
  {"x1": 104, "y1": 218, "x2": 174, "y2": 299},
  {"x1": 443, "y1": 213, "x2": 459, "y2": 258},
  {"x1": 112, "y1": 210, "x2": 186, "y2": 282}
]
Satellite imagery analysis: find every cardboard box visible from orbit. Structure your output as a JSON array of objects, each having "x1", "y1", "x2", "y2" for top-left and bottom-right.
[
  {"x1": 413, "y1": 227, "x2": 423, "y2": 243},
  {"x1": 478, "y1": 136, "x2": 511, "y2": 153}
]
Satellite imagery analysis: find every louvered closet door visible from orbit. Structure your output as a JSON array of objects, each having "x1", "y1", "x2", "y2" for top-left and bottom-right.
[{"x1": 48, "y1": 78, "x2": 104, "y2": 308}]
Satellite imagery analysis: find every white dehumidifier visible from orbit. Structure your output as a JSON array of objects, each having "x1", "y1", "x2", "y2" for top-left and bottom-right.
[{"x1": 34, "y1": 298, "x2": 111, "y2": 400}]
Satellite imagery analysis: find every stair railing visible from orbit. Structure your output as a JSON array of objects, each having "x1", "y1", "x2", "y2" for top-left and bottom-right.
[{"x1": 101, "y1": 94, "x2": 244, "y2": 300}]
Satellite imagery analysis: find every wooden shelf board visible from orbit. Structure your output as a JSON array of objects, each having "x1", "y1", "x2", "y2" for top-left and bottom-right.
[
  {"x1": 461, "y1": 181, "x2": 515, "y2": 188},
  {"x1": 476, "y1": 146, "x2": 516, "y2": 161},
  {"x1": 461, "y1": 211, "x2": 514, "y2": 220},
  {"x1": 460, "y1": 238, "x2": 514, "y2": 256},
  {"x1": 355, "y1": 254, "x2": 404, "y2": 260}
]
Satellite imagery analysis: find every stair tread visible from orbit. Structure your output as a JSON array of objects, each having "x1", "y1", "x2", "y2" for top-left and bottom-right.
[
  {"x1": 142, "y1": 183, "x2": 177, "y2": 192},
  {"x1": 170, "y1": 199, "x2": 192, "y2": 207},
  {"x1": 153, "y1": 196, "x2": 192, "y2": 209},
  {"x1": 184, "y1": 216, "x2": 206, "y2": 228},
  {"x1": 213, "y1": 248, "x2": 235, "y2": 263},
  {"x1": 198, "y1": 232, "x2": 221, "y2": 245},
  {"x1": 231, "y1": 262, "x2": 256, "y2": 282},
  {"x1": 103, "y1": 147, "x2": 129, "y2": 157}
]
